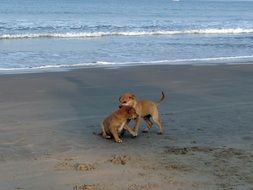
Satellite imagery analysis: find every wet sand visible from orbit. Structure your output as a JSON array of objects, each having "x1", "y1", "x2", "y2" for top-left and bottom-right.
[{"x1": 0, "y1": 64, "x2": 253, "y2": 190}]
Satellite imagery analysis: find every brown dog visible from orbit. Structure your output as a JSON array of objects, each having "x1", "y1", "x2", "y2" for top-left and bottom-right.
[
  {"x1": 101, "y1": 106, "x2": 138, "y2": 143},
  {"x1": 119, "y1": 92, "x2": 165, "y2": 135}
]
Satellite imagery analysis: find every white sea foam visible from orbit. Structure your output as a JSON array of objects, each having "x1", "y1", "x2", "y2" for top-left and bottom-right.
[
  {"x1": 0, "y1": 61, "x2": 118, "y2": 72},
  {"x1": 1, "y1": 55, "x2": 253, "y2": 73},
  {"x1": 1, "y1": 28, "x2": 253, "y2": 39}
]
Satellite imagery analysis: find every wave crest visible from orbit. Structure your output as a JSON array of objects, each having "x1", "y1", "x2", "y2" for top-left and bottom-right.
[{"x1": 1, "y1": 28, "x2": 253, "y2": 39}]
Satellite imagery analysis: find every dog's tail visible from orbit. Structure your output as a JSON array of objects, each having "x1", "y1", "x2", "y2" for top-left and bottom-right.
[{"x1": 156, "y1": 91, "x2": 165, "y2": 106}]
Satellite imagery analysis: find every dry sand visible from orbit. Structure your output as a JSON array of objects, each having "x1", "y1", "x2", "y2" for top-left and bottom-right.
[{"x1": 0, "y1": 65, "x2": 253, "y2": 190}]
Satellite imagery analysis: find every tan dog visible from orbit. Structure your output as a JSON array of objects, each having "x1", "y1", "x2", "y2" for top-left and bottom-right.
[
  {"x1": 119, "y1": 92, "x2": 165, "y2": 135},
  {"x1": 101, "y1": 106, "x2": 138, "y2": 143}
]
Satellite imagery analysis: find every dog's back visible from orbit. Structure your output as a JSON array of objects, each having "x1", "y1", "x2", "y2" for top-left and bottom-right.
[{"x1": 118, "y1": 92, "x2": 165, "y2": 134}]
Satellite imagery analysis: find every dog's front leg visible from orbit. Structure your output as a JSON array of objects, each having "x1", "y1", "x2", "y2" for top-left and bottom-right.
[
  {"x1": 120, "y1": 119, "x2": 130, "y2": 137},
  {"x1": 133, "y1": 116, "x2": 141, "y2": 134},
  {"x1": 123, "y1": 124, "x2": 138, "y2": 137},
  {"x1": 110, "y1": 127, "x2": 123, "y2": 143}
]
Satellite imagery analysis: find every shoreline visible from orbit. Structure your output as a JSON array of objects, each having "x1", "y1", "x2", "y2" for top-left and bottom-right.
[
  {"x1": 1, "y1": 57, "x2": 253, "y2": 75},
  {"x1": 0, "y1": 64, "x2": 252, "y2": 190}
]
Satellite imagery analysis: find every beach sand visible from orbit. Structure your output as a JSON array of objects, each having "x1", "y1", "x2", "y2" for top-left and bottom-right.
[{"x1": 0, "y1": 65, "x2": 253, "y2": 190}]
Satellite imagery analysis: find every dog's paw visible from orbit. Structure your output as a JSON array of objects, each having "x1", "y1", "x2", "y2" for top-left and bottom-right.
[
  {"x1": 157, "y1": 131, "x2": 163, "y2": 135},
  {"x1": 103, "y1": 134, "x2": 111, "y2": 139},
  {"x1": 115, "y1": 139, "x2": 123, "y2": 143},
  {"x1": 131, "y1": 132, "x2": 138, "y2": 138},
  {"x1": 133, "y1": 132, "x2": 138, "y2": 137}
]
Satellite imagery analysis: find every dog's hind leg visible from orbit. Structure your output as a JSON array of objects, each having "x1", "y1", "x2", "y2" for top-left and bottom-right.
[
  {"x1": 142, "y1": 115, "x2": 153, "y2": 133},
  {"x1": 101, "y1": 123, "x2": 111, "y2": 139},
  {"x1": 151, "y1": 111, "x2": 164, "y2": 135}
]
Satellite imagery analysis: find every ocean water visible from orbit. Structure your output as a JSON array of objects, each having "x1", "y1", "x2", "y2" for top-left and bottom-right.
[{"x1": 1, "y1": 0, "x2": 253, "y2": 72}]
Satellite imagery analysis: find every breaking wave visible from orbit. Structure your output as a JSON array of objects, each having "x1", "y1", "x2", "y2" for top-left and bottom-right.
[{"x1": 1, "y1": 28, "x2": 253, "y2": 39}]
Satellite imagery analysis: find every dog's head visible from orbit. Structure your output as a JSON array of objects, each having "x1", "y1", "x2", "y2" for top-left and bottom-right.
[
  {"x1": 121, "y1": 106, "x2": 138, "y2": 119},
  {"x1": 119, "y1": 93, "x2": 136, "y2": 108}
]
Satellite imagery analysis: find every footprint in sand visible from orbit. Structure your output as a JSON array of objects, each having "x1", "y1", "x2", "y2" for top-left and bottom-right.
[
  {"x1": 75, "y1": 163, "x2": 96, "y2": 171},
  {"x1": 127, "y1": 183, "x2": 160, "y2": 190},
  {"x1": 55, "y1": 158, "x2": 96, "y2": 171},
  {"x1": 109, "y1": 155, "x2": 131, "y2": 165},
  {"x1": 73, "y1": 184, "x2": 96, "y2": 190},
  {"x1": 73, "y1": 184, "x2": 107, "y2": 190}
]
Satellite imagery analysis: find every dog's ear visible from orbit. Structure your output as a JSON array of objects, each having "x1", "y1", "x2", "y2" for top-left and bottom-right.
[
  {"x1": 119, "y1": 95, "x2": 122, "y2": 102},
  {"x1": 130, "y1": 94, "x2": 135, "y2": 100}
]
